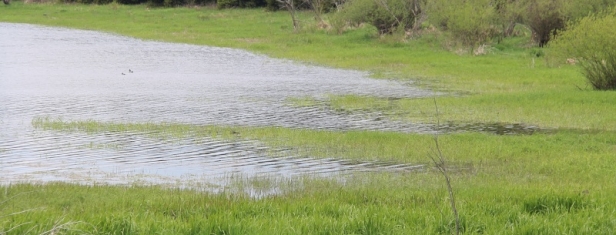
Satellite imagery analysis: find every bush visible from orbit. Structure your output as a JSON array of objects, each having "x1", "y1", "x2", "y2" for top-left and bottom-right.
[
  {"x1": 567, "y1": 0, "x2": 616, "y2": 20},
  {"x1": 551, "y1": 9, "x2": 616, "y2": 90},
  {"x1": 427, "y1": 0, "x2": 498, "y2": 47},
  {"x1": 333, "y1": 0, "x2": 423, "y2": 35},
  {"x1": 522, "y1": 0, "x2": 569, "y2": 47}
]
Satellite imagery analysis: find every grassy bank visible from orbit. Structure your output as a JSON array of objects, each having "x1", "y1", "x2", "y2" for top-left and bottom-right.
[{"x1": 3, "y1": 2, "x2": 616, "y2": 234}]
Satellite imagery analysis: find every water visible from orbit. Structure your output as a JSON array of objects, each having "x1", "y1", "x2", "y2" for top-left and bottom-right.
[
  {"x1": 439, "y1": 122, "x2": 542, "y2": 135},
  {"x1": 0, "y1": 23, "x2": 429, "y2": 189}
]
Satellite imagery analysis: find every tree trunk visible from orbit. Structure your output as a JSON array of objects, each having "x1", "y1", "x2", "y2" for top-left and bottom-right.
[
  {"x1": 277, "y1": 0, "x2": 299, "y2": 31},
  {"x1": 503, "y1": 20, "x2": 516, "y2": 37}
]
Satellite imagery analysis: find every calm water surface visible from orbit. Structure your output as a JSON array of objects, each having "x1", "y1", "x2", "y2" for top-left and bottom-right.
[{"x1": 0, "y1": 23, "x2": 429, "y2": 190}]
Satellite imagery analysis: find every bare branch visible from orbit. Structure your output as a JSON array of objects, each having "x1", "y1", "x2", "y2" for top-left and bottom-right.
[
  {"x1": 302, "y1": 0, "x2": 325, "y2": 24},
  {"x1": 373, "y1": 0, "x2": 402, "y2": 28},
  {"x1": 277, "y1": 0, "x2": 300, "y2": 31},
  {"x1": 429, "y1": 97, "x2": 460, "y2": 235}
]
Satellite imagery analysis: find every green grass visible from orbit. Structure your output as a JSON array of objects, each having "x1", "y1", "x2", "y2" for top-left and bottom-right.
[
  {"x1": 2, "y1": 172, "x2": 616, "y2": 234},
  {"x1": 3, "y1": 2, "x2": 616, "y2": 234},
  {"x1": 324, "y1": 90, "x2": 616, "y2": 131}
]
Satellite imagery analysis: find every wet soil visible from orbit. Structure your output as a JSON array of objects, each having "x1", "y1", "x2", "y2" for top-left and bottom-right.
[{"x1": 439, "y1": 122, "x2": 543, "y2": 135}]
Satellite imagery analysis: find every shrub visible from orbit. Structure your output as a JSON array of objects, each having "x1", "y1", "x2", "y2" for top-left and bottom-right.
[
  {"x1": 551, "y1": 9, "x2": 616, "y2": 90},
  {"x1": 427, "y1": 0, "x2": 498, "y2": 47},
  {"x1": 333, "y1": 0, "x2": 424, "y2": 35},
  {"x1": 567, "y1": 0, "x2": 616, "y2": 20}
]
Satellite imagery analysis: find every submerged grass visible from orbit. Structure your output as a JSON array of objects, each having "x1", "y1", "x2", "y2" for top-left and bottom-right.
[
  {"x1": 26, "y1": 118, "x2": 616, "y2": 233},
  {"x1": 325, "y1": 91, "x2": 616, "y2": 131},
  {"x1": 31, "y1": 117, "x2": 616, "y2": 185}
]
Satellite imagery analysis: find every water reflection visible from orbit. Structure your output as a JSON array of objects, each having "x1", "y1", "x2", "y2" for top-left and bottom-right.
[{"x1": 0, "y1": 23, "x2": 429, "y2": 188}]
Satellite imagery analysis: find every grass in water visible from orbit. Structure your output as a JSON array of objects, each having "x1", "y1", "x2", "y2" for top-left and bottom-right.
[
  {"x1": 22, "y1": 118, "x2": 616, "y2": 233},
  {"x1": 323, "y1": 91, "x2": 616, "y2": 131},
  {"x1": 22, "y1": 117, "x2": 616, "y2": 230}
]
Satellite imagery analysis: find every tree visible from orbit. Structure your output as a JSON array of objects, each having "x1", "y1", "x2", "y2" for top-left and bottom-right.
[
  {"x1": 523, "y1": 0, "x2": 568, "y2": 47},
  {"x1": 493, "y1": 0, "x2": 525, "y2": 38},
  {"x1": 278, "y1": 0, "x2": 300, "y2": 31}
]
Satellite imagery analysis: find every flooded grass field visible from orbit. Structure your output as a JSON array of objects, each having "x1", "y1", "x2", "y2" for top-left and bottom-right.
[
  {"x1": 0, "y1": 23, "x2": 431, "y2": 188},
  {"x1": 2, "y1": 5, "x2": 616, "y2": 233}
]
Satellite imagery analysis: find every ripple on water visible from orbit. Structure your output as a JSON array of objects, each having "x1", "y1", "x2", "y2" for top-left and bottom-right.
[{"x1": 0, "y1": 23, "x2": 429, "y2": 189}]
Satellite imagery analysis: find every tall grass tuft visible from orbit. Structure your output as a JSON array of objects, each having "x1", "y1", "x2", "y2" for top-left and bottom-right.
[{"x1": 523, "y1": 195, "x2": 589, "y2": 215}]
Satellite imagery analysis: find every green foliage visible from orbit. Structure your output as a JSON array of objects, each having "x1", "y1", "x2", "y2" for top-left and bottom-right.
[
  {"x1": 551, "y1": 10, "x2": 616, "y2": 90},
  {"x1": 426, "y1": 0, "x2": 615, "y2": 47},
  {"x1": 567, "y1": 0, "x2": 616, "y2": 20},
  {"x1": 427, "y1": 0, "x2": 498, "y2": 47},
  {"x1": 333, "y1": 0, "x2": 422, "y2": 35}
]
